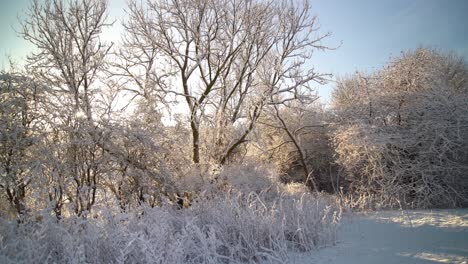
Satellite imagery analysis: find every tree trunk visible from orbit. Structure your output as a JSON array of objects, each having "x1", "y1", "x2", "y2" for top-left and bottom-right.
[{"x1": 190, "y1": 118, "x2": 200, "y2": 164}]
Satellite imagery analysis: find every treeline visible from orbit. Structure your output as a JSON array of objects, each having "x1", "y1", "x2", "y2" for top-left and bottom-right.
[{"x1": 1, "y1": 0, "x2": 468, "y2": 221}]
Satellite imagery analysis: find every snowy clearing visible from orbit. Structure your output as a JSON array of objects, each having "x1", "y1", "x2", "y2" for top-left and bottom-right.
[{"x1": 292, "y1": 209, "x2": 468, "y2": 264}]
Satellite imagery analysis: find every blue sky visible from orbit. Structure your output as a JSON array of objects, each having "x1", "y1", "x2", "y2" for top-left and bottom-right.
[
  {"x1": 311, "y1": 0, "x2": 468, "y2": 102},
  {"x1": 1, "y1": 0, "x2": 467, "y2": 102}
]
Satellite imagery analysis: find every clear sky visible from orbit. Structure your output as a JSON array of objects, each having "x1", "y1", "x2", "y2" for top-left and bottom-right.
[{"x1": 1, "y1": 0, "x2": 467, "y2": 103}]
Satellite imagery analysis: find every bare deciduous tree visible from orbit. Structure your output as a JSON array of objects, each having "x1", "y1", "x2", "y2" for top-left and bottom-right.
[
  {"x1": 20, "y1": 0, "x2": 112, "y2": 217},
  {"x1": 123, "y1": 0, "x2": 331, "y2": 165}
]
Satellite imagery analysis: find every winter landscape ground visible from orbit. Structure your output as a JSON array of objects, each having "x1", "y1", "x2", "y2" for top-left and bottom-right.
[{"x1": 295, "y1": 210, "x2": 468, "y2": 264}]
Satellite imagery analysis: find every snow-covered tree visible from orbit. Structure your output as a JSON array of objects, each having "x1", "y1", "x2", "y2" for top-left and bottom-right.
[
  {"x1": 19, "y1": 0, "x2": 113, "y2": 217},
  {"x1": 0, "y1": 71, "x2": 44, "y2": 217},
  {"x1": 122, "y1": 0, "x2": 331, "y2": 165}
]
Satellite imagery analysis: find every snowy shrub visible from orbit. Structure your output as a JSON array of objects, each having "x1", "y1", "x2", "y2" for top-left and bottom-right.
[
  {"x1": 332, "y1": 48, "x2": 468, "y2": 209},
  {"x1": 172, "y1": 162, "x2": 279, "y2": 201},
  {"x1": 0, "y1": 187, "x2": 341, "y2": 264},
  {"x1": 216, "y1": 162, "x2": 278, "y2": 193}
]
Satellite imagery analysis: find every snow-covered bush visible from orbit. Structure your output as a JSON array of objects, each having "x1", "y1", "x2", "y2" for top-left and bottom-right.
[
  {"x1": 215, "y1": 162, "x2": 278, "y2": 193},
  {"x1": 332, "y1": 48, "x2": 468, "y2": 209},
  {"x1": 171, "y1": 161, "x2": 279, "y2": 201},
  {"x1": 0, "y1": 187, "x2": 341, "y2": 264}
]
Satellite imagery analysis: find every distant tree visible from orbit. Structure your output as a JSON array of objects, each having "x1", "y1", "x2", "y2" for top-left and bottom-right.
[{"x1": 255, "y1": 102, "x2": 336, "y2": 192}]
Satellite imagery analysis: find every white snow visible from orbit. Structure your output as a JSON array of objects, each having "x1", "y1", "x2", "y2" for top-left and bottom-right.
[{"x1": 291, "y1": 209, "x2": 468, "y2": 264}]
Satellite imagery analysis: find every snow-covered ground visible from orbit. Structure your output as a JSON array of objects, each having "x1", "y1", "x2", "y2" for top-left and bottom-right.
[{"x1": 292, "y1": 209, "x2": 468, "y2": 264}]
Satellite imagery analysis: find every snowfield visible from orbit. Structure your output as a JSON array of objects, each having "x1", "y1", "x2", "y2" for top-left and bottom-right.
[{"x1": 293, "y1": 209, "x2": 468, "y2": 264}]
